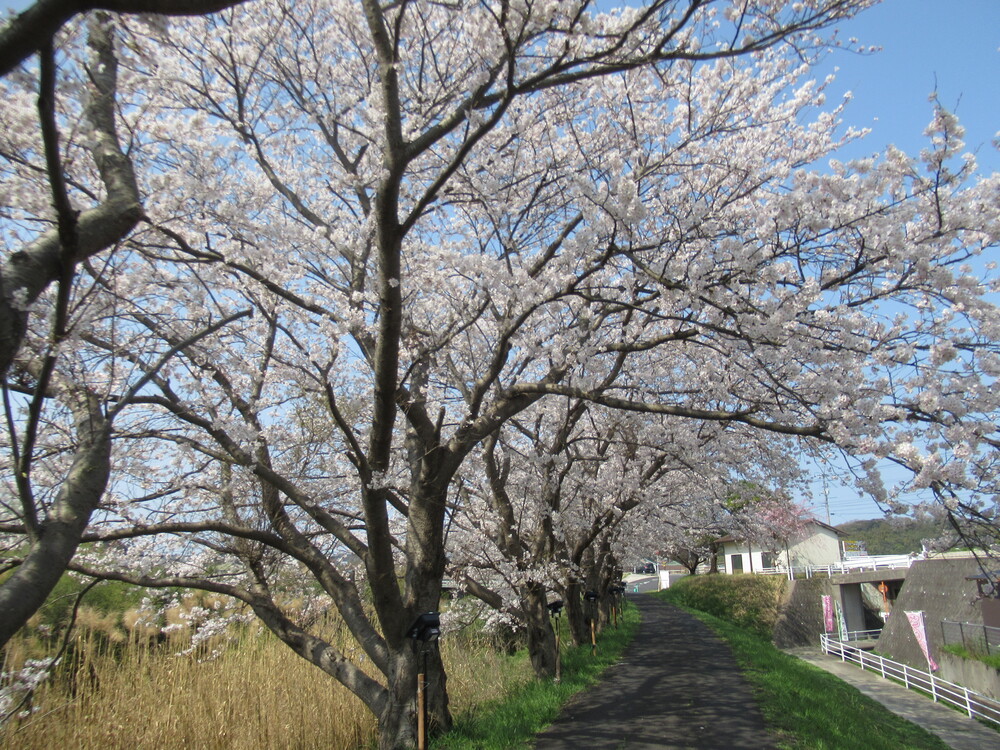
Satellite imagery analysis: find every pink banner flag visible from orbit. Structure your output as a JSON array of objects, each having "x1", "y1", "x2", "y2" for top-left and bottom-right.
[
  {"x1": 822, "y1": 595, "x2": 833, "y2": 633},
  {"x1": 905, "y1": 610, "x2": 938, "y2": 671}
]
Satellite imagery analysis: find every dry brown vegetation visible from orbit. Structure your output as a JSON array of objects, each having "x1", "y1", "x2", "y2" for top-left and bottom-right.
[{"x1": 1, "y1": 597, "x2": 534, "y2": 750}]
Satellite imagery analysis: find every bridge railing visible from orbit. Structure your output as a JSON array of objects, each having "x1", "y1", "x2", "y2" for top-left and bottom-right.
[
  {"x1": 839, "y1": 628, "x2": 882, "y2": 642},
  {"x1": 820, "y1": 633, "x2": 1000, "y2": 727},
  {"x1": 754, "y1": 554, "x2": 918, "y2": 579}
]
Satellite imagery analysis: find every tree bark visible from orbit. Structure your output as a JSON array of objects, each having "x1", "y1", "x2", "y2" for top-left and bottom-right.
[
  {"x1": 0, "y1": 11, "x2": 141, "y2": 379},
  {"x1": 522, "y1": 583, "x2": 557, "y2": 679},
  {"x1": 563, "y1": 579, "x2": 589, "y2": 647},
  {"x1": 0, "y1": 387, "x2": 110, "y2": 646}
]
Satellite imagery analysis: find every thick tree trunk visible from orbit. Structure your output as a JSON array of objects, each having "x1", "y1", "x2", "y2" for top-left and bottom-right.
[
  {"x1": 522, "y1": 584, "x2": 557, "y2": 679},
  {"x1": 376, "y1": 635, "x2": 450, "y2": 749},
  {"x1": 402, "y1": 489, "x2": 452, "y2": 735},
  {"x1": 564, "y1": 580, "x2": 589, "y2": 646},
  {"x1": 378, "y1": 649, "x2": 417, "y2": 750}
]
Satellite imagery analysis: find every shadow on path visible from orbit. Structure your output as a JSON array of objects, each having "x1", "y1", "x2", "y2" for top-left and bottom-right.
[{"x1": 533, "y1": 594, "x2": 776, "y2": 749}]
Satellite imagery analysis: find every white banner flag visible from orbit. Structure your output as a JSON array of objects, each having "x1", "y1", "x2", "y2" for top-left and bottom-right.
[{"x1": 905, "y1": 610, "x2": 938, "y2": 671}]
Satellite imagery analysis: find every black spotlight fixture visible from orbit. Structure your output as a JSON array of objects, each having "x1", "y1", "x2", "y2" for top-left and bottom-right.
[
  {"x1": 547, "y1": 599, "x2": 564, "y2": 616},
  {"x1": 407, "y1": 612, "x2": 441, "y2": 642},
  {"x1": 583, "y1": 590, "x2": 598, "y2": 602}
]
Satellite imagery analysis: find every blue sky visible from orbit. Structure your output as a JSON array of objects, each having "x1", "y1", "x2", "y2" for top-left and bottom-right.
[
  {"x1": 3, "y1": 0, "x2": 996, "y2": 523},
  {"x1": 813, "y1": 0, "x2": 999, "y2": 176},
  {"x1": 806, "y1": 0, "x2": 999, "y2": 523}
]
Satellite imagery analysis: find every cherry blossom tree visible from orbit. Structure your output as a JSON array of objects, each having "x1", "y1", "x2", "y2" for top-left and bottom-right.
[
  {"x1": 449, "y1": 399, "x2": 811, "y2": 675},
  {"x1": 0, "y1": 10, "x2": 249, "y2": 649},
  {"x1": 3, "y1": 2, "x2": 999, "y2": 748},
  {"x1": 0, "y1": 0, "x2": 282, "y2": 652}
]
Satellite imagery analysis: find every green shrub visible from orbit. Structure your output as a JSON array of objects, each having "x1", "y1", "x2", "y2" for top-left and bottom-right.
[{"x1": 658, "y1": 574, "x2": 785, "y2": 638}]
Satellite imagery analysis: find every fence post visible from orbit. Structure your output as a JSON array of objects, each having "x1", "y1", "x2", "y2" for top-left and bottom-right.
[{"x1": 959, "y1": 621, "x2": 964, "y2": 650}]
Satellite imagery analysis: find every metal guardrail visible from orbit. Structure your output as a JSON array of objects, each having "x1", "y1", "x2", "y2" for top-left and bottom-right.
[
  {"x1": 839, "y1": 629, "x2": 882, "y2": 642},
  {"x1": 820, "y1": 634, "x2": 1000, "y2": 726},
  {"x1": 754, "y1": 555, "x2": 917, "y2": 579}
]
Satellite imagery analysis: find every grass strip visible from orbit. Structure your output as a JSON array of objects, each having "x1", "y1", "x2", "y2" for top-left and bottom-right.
[
  {"x1": 432, "y1": 603, "x2": 640, "y2": 749},
  {"x1": 658, "y1": 597, "x2": 950, "y2": 750}
]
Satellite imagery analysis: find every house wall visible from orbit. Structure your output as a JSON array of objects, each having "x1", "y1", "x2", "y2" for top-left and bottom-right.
[
  {"x1": 720, "y1": 523, "x2": 842, "y2": 574},
  {"x1": 720, "y1": 542, "x2": 774, "y2": 574},
  {"x1": 786, "y1": 527, "x2": 841, "y2": 567}
]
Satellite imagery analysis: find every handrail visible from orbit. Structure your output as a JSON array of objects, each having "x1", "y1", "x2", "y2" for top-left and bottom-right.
[
  {"x1": 840, "y1": 629, "x2": 881, "y2": 641},
  {"x1": 820, "y1": 634, "x2": 1000, "y2": 727},
  {"x1": 753, "y1": 555, "x2": 918, "y2": 580}
]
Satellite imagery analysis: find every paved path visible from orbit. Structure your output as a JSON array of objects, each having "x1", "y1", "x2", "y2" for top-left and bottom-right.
[
  {"x1": 533, "y1": 594, "x2": 776, "y2": 749},
  {"x1": 787, "y1": 647, "x2": 1000, "y2": 750}
]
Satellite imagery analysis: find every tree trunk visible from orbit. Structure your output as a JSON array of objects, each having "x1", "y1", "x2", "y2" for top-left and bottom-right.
[
  {"x1": 0, "y1": 391, "x2": 110, "y2": 647},
  {"x1": 522, "y1": 584, "x2": 557, "y2": 679},
  {"x1": 377, "y1": 639, "x2": 450, "y2": 749},
  {"x1": 563, "y1": 580, "x2": 589, "y2": 646},
  {"x1": 377, "y1": 659, "x2": 417, "y2": 750}
]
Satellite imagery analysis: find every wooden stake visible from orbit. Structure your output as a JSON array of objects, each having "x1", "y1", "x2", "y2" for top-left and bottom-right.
[
  {"x1": 417, "y1": 672, "x2": 426, "y2": 750},
  {"x1": 555, "y1": 625, "x2": 562, "y2": 682}
]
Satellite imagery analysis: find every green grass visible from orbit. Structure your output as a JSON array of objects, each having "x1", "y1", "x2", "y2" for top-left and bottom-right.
[
  {"x1": 431, "y1": 604, "x2": 639, "y2": 749},
  {"x1": 656, "y1": 595, "x2": 950, "y2": 750},
  {"x1": 942, "y1": 642, "x2": 1000, "y2": 670}
]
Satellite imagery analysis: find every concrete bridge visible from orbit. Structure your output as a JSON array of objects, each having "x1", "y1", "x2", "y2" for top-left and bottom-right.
[{"x1": 831, "y1": 566, "x2": 910, "y2": 633}]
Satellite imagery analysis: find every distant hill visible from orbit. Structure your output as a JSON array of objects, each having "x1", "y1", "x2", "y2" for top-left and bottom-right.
[{"x1": 837, "y1": 516, "x2": 951, "y2": 556}]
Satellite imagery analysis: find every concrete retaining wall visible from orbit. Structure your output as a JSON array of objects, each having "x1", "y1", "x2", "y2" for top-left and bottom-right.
[
  {"x1": 773, "y1": 576, "x2": 834, "y2": 648},
  {"x1": 938, "y1": 651, "x2": 1000, "y2": 701},
  {"x1": 875, "y1": 558, "x2": 983, "y2": 670}
]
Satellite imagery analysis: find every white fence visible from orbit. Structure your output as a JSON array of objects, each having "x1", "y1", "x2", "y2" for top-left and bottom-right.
[
  {"x1": 838, "y1": 629, "x2": 882, "y2": 643},
  {"x1": 820, "y1": 633, "x2": 1000, "y2": 727},
  {"x1": 755, "y1": 554, "x2": 917, "y2": 580}
]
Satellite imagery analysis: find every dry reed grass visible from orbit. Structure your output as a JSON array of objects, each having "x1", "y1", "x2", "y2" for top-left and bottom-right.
[{"x1": 2, "y1": 603, "x2": 533, "y2": 750}]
